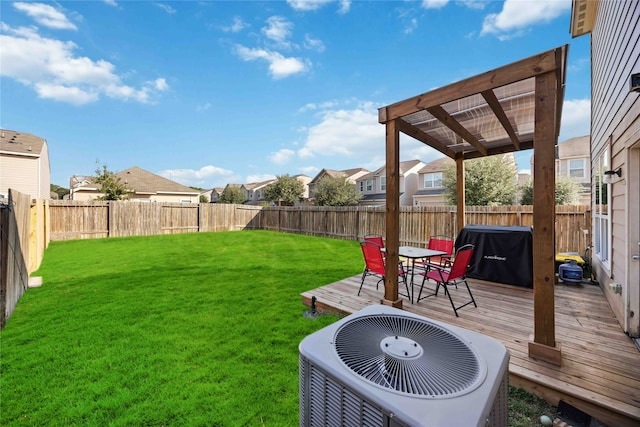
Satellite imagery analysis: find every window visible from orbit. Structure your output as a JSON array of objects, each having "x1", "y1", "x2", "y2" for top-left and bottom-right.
[
  {"x1": 594, "y1": 147, "x2": 610, "y2": 267},
  {"x1": 380, "y1": 176, "x2": 386, "y2": 191},
  {"x1": 366, "y1": 179, "x2": 373, "y2": 191},
  {"x1": 569, "y1": 159, "x2": 585, "y2": 178},
  {"x1": 358, "y1": 181, "x2": 364, "y2": 192},
  {"x1": 424, "y1": 172, "x2": 443, "y2": 188}
]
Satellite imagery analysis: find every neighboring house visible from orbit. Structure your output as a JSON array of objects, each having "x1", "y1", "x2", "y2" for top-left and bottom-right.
[
  {"x1": 526, "y1": 135, "x2": 591, "y2": 205},
  {"x1": 356, "y1": 160, "x2": 424, "y2": 206},
  {"x1": 412, "y1": 157, "x2": 454, "y2": 206},
  {"x1": 556, "y1": 135, "x2": 591, "y2": 205},
  {"x1": 0, "y1": 129, "x2": 51, "y2": 199},
  {"x1": 220, "y1": 184, "x2": 244, "y2": 203},
  {"x1": 242, "y1": 179, "x2": 275, "y2": 205},
  {"x1": 571, "y1": 0, "x2": 639, "y2": 338},
  {"x1": 307, "y1": 167, "x2": 369, "y2": 201},
  {"x1": 208, "y1": 187, "x2": 224, "y2": 203},
  {"x1": 71, "y1": 166, "x2": 199, "y2": 203},
  {"x1": 294, "y1": 174, "x2": 312, "y2": 203}
]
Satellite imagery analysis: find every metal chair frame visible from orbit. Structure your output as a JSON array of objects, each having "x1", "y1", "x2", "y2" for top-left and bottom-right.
[
  {"x1": 417, "y1": 244, "x2": 477, "y2": 317},
  {"x1": 358, "y1": 240, "x2": 410, "y2": 299}
]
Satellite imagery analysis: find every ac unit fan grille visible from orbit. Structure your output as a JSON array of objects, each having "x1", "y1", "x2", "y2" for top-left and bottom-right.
[{"x1": 333, "y1": 314, "x2": 485, "y2": 398}]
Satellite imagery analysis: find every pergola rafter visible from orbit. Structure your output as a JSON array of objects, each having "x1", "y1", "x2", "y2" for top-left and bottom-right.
[{"x1": 378, "y1": 45, "x2": 568, "y2": 366}]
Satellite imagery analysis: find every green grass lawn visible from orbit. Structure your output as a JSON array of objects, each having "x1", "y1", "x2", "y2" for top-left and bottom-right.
[{"x1": 1, "y1": 230, "x2": 554, "y2": 426}]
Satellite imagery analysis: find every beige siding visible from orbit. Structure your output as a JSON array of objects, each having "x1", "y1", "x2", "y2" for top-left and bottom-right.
[
  {"x1": 0, "y1": 155, "x2": 40, "y2": 198},
  {"x1": 590, "y1": 0, "x2": 640, "y2": 334}
]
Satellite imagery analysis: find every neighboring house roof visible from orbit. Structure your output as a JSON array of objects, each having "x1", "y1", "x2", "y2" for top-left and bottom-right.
[
  {"x1": 557, "y1": 135, "x2": 589, "y2": 158},
  {"x1": 73, "y1": 166, "x2": 198, "y2": 195},
  {"x1": 0, "y1": 129, "x2": 46, "y2": 157},
  {"x1": 360, "y1": 193, "x2": 388, "y2": 202},
  {"x1": 360, "y1": 160, "x2": 423, "y2": 180},
  {"x1": 115, "y1": 167, "x2": 197, "y2": 195},
  {"x1": 309, "y1": 168, "x2": 368, "y2": 184},
  {"x1": 413, "y1": 189, "x2": 445, "y2": 196},
  {"x1": 417, "y1": 157, "x2": 454, "y2": 174}
]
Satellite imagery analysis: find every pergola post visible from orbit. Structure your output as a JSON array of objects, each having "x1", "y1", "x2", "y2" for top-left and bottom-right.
[
  {"x1": 528, "y1": 70, "x2": 562, "y2": 366},
  {"x1": 382, "y1": 118, "x2": 402, "y2": 308},
  {"x1": 455, "y1": 155, "x2": 465, "y2": 235}
]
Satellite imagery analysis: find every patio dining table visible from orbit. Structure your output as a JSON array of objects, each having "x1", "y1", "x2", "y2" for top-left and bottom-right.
[{"x1": 385, "y1": 246, "x2": 447, "y2": 303}]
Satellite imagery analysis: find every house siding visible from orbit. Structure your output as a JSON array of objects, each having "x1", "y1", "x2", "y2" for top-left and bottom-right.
[
  {"x1": 589, "y1": 0, "x2": 640, "y2": 335},
  {"x1": 0, "y1": 154, "x2": 40, "y2": 198}
]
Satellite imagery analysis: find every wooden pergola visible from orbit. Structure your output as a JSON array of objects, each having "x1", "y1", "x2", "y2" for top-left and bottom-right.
[{"x1": 378, "y1": 45, "x2": 568, "y2": 365}]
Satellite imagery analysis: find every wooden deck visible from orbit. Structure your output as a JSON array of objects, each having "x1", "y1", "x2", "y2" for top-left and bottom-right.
[{"x1": 301, "y1": 274, "x2": 640, "y2": 427}]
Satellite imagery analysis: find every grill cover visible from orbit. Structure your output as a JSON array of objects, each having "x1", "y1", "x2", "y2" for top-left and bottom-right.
[{"x1": 456, "y1": 225, "x2": 533, "y2": 288}]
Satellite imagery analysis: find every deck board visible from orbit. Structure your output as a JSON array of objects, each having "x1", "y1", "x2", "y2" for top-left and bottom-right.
[{"x1": 301, "y1": 274, "x2": 640, "y2": 427}]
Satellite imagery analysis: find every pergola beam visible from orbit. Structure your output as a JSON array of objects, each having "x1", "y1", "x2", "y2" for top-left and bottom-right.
[
  {"x1": 394, "y1": 118, "x2": 457, "y2": 159},
  {"x1": 378, "y1": 49, "x2": 560, "y2": 123},
  {"x1": 481, "y1": 89, "x2": 521, "y2": 150},
  {"x1": 426, "y1": 106, "x2": 488, "y2": 156}
]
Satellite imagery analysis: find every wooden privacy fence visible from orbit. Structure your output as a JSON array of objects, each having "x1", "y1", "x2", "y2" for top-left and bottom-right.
[
  {"x1": 1, "y1": 200, "x2": 590, "y2": 327},
  {"x1": 0, "y1": 190, "x2": 31, "y2": 328},
  {"x1": 47, "y1": 201, "x2": 591, "y2": 254}
]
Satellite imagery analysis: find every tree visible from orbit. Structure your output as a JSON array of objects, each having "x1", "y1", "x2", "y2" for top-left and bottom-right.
[
  {"x1": 519, "y1": 177, "x2": 580, "y2": 205},
  {"x1": 314, "y1": 176, "x2": 362, "y2": 206},
  {"x1": 442, "y1": 155, "x2": 517, "y2": 206},
  {"x1": 94, "y1": 164, "x2": 129, "y2": 200},
  {"x1": 264, "y1": 175, "x2": 304, "y2": 205},
  {"x1": 50, "y1": 184, "x2": 69, "y2": 200},
  {"x1": 219, "y1": 185, "x2": 246, "y2": 204}
]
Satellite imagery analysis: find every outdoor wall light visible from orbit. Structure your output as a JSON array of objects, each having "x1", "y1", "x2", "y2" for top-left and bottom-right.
[
  {"x1": 631, "y1": 73, "x2": 640, "y2": 93},
  {"x1": 603, "y1": 167, "x2": 622, "y2": 184}
]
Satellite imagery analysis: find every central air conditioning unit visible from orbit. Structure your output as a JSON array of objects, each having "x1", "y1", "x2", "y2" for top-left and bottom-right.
[{"x1": 299, "y1": 305, "x2": 509, "y2": 427}]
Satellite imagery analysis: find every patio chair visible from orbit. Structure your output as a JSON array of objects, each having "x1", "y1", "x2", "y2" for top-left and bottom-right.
[
  {"x1": 417, "y1": 244, "x2": 477, "y2": 317},
  {"x1": 358, "y1": 240, "x2": 410, "y2": 299},
  {"x1": 414, "y1": 235, "x2": 455, "y2": 271}
]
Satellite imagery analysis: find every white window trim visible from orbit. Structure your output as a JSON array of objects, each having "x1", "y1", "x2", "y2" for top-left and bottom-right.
[
  {"x1": 366, "y1": 179, "x2": 373, "y2": 192},
  {"x1": 424, "y1": 172, "x2": 443, "y2": 189},
  {"x1": 380, "y1": 176, "x2": 386, "y2": 191},
  {"x1": 594, "y1": 145, "x2": 611, "y2": 270},
  {"x1": 568, "y1": 158, "x2": 585, "y2": 178}
]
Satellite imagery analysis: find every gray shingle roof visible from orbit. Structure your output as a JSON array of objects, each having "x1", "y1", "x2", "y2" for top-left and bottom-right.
[
  {"x1": 115, "y1": 166, "x2": 198, "y2": 194},
  {"x1": 0, "y1": 129, "x2": 46, "y2": 156}
]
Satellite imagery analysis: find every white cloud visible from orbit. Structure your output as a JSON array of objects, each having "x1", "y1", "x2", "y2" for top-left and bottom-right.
[
  {"x1": 0, "y1": 23, "x2": 169, "y2": 105},
  {"x1": 300, "y1": 166, "x2": 320, "y2": 175},
  {"x1": 337, "y1": 0, "x2": 351, "y2": 14},
  {"x1": 298, "y1": 102, "x2": 383, "y2": 159},
  {"x1": 269, "y1": 149, "x2": 296, "y2": 165},
  {"x1": 159, "y1": 165, "x2": 236, "y2": 187},
  {"x1": 246, "y1": 174, "x2": 276, "y2": 183},
  {"x1": 422, "y1": 0, "x2": 449, "y2": 9},
  {"x1": 481, "y1": 0, "x2": 570, "y2": 36},
  {"x1": 287, "y1": 0, "x2": 349, "y2": 12},
  {"x1": 298, "y1": 100, "x2": 340, "y2": 112},
  {"x1": 103, "y1": 0, "x2": 118, "y2": 7},
  {"x1": 559, "y1": 99, "x2": 591, "y2": 141},
  {"x1": 196, "y1": 102, "x2": 211, "y2": 111},
  {"x1": 404, "y1": 18, "x2": 418, "y2": 34},
  {"x1": 13, "y1": 2, "x2": 77, "y2": 30},
  {"x1": 153, "y1": 78, "x2": 169, "y2": 91},
  {"x1": 234, "y1": 45, "x2": 309, "y2": 79},
  {"x1": 304, "y1": 34, "x2": 325, "y2": 52},
  {"x1": 154, "y1": 3, "x2": 176, "y2": 14},
  {"x1": 222, "y1": 16, "x2": 248, "y2": 33},
  {"x1": 262, "y1": 16, "x2": 293, "y2": 47}
]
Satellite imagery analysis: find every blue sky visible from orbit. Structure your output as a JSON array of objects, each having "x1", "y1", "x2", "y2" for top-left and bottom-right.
[{"x1": 1, "y1": 0, "x2": 591, "y2": 189}]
